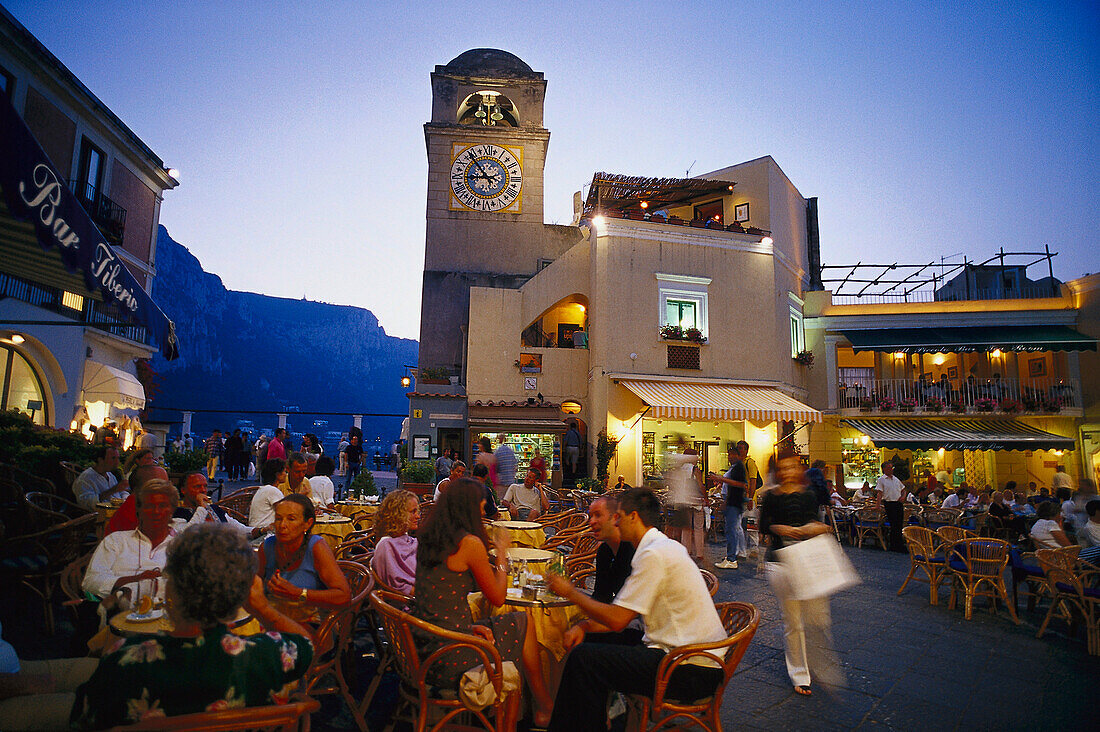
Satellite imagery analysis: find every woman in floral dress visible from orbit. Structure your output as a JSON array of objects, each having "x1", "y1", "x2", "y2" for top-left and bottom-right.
[
  {"x1": 414, "y1": 478, "x2": 554, "y2": 727},
  {"x1": 72, "y1": 523, "x2": 314, "y2": 728}
]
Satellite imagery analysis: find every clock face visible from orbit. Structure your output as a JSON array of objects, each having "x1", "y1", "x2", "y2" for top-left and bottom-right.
[{"x1": 450, "y1": 143, "x2": 523, "y2": 213}]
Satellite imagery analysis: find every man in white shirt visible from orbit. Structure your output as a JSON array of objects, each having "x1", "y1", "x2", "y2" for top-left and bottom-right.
[
  {"x1": 73, "y1": 445, "x2": 128, "y2": 512},
  {"x1": 434, "y1": 461, "x2": 466, "y2": 501},
  {"x1": 502, "y1": 469, "x2": 550, "y2": 520},
  {"x1": 308, "y1": 456, "x2": 336, "y2": 508},
  {"x1": 83, "y1": 479, "x2": 178, "y2": 614},
  {"x1": 875, "y1": 461, "x2": 907, "y2": 552},
  {"x1": 173, "y1": 472, "x2": 263, "y2": 538},
  {"x1": 941, "y1": 488, "x2": 966, "y2": 509},
  {"x1": 547, "y1": 488, "x2": 727, "y2": 732},
  {"x1": 1051, "y1": 465, "x2": 1072, "y2": 492},
  {"x1": 249, "y1": 458, "x2": 288, "y2": 529}
]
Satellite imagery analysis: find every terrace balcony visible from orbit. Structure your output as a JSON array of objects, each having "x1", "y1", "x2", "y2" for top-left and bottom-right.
[
  {"x1": 836, "y1": 376, "x2": 1081, "y2": 416},
  {"x1": 69, "y1": 180, "x2": 127, "y2": 247}
]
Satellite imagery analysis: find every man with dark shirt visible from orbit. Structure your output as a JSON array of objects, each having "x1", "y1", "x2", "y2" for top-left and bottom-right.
[
  {"x1": 710, "y1": 446, "x2": 747, "y2": 570},
  {"x1": 563, "y1": 495, "x2": 642, "y2": 646}
]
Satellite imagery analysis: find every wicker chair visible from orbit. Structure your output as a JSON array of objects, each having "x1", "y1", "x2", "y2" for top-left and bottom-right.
[
  {"x1": 24, "y1": 491, "x2": 90, "y2": 531},
  {"x1": 369, "y1": 588, "x2": 519, "y2": 732},
  {"x1": 571, "y1": 533, "x2": 601, "y2": 556},
  {"x1": 902, "y1": 505, "x2": 923, "y2": 527},
  {"x1": 945, "y1": 538, "x2": 1019, "y2": 623},
  {"x1": 936, "y1": 525, "x2": 976, "y2": 545},
  {"x1": 565, "y1": 550, "x2": 597, "y2": 577},
  {"x1": 334, "y1": 535, "x2": 376, "y2": 562},
  {"x1": 853, "y1": 507, "x2": 888, "y2": 549},
  {"x1": 630, "y1": 602, "x2": 760, "y2": 732},
  {"x1": 105, "y1": 692, "x2": 319, "y2": 731},
  {"x1": 214, "y1": 487, "x2": 257, "y2": 518},
  {"x1": 0, "y1": 513, "x2": 97, "y2": 634},
  {"x1": 301, "y1": 560, "x2": 373, "y2": 731},
  {"x1": 1035, "y1": 546, "x2": 1100, "y2": 654},
  {"x1": 922, "y1": 507, "x2": 962, "y2": 530},
  {"x1": 700, "y1": 568, "x2": 719, "y2": 598},
  {"x1": 1009, "y1": 548, "x2": 1048, "y2": 613},
  {"x1": 824, "y1": 506, "x2": 851, "y2": 544},
  {"x1": 897, "y1": 526, "x2": 948, "y2": 605}
]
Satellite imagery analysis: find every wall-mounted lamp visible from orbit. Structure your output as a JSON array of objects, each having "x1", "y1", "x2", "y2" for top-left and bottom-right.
[
  {"x1": 990, "y1": 349, "x2": 1003, "y2": 358},
  {"x1": 401, "y1": 365, "x2": 414, "y2": 389},
  {"x1": 761, "y1": 236, "x2": 773, "y2": 246},
  {"x1": 9, "y1": 333, "x2": 24, "y2": 344}
]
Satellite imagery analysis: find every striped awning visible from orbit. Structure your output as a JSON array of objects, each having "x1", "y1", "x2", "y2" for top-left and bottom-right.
[
  {"x1": 841, "y1": 418, "x2": 1075, "y2": 451},
  {"x1": 619, "y1": 380, "x2": 820, "y2": 423}
]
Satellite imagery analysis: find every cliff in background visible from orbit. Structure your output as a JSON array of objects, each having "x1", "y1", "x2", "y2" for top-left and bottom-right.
[{"x1": 149, "y1": 226, "x2": 418, "y2": 419}]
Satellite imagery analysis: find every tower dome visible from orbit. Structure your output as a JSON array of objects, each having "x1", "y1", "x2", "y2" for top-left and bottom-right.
[{"x1": 441, "y1": 49, "x2": 541, "y2": 79}]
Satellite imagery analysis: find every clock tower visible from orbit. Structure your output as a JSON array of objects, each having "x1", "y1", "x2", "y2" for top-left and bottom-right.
[{"x1": 418, "y1": 49, "x2": 555, "y2": 375}]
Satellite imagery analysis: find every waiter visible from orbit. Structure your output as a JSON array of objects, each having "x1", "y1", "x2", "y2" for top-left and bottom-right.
[{"x1": 875, "y1": 461, "x2": 907, "y2": 552}]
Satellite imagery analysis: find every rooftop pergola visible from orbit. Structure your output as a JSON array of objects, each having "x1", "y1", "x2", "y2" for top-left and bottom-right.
[
  {"x1": 820, "y1": 247, "x2": 1059, "y2": 300},
  {"x1": 582, "y1": 172, "x2": 734, "y2": 216}
]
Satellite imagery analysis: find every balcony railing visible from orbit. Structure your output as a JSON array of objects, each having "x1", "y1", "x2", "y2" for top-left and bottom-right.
[
  {"x1": 837, "y1": 377, "x2": 1081, "y2": 414},
  {"x1": 69, "y1": 179, "x2": 127, "y2": 246}
]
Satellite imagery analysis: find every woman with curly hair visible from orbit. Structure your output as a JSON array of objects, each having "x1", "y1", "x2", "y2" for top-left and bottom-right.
[
  {"x1": 413, "y1": 478, "x2": 554, "y2": 727},
  {"x1": 72, "y1": 523, "x2": 314, "y2": 728},
  {"x1": 371, "y1": 490, "x2": 420, "y2": 595},
  {"x1": 256, "y1": 494, "x2": 351, "y2": 622}
]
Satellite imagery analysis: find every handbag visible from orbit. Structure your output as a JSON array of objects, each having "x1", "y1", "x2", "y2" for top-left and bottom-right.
[{"x1": 774, "y1": 533, "x2": 860, "y2": 601}]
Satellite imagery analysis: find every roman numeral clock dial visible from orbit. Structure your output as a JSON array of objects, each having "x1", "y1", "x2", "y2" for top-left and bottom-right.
[{"x1": 449, "y1": 143, "x2": 523, "y2": 213}]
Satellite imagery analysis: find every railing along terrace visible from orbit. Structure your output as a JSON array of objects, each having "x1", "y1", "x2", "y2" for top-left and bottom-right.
[
  {"x1": 837, "y1": 377, "x2": 1080, "y2": 413},
  {"x1": 832, "y1": 286, "x2": 1056, "y2": 306},
  {"x1": 69, "y1": 179, "x2": 127, "y2": 246}
]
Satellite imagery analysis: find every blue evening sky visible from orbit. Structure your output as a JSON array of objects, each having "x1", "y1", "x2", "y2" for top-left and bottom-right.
[{"x1": 7, "y1": 1, "x2": 1098, "y2": 339}]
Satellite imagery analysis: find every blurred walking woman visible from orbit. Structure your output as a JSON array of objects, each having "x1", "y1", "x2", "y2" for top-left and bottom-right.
[
  {"x1": 413, "y1": 478, "x2": 554, "y2": 726},
  {"x1": 758, "y1": 451, "x2": 840, "y2": 696}
]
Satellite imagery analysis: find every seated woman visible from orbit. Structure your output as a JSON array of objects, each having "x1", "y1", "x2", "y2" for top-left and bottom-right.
[
  {"x1": 83, "y1": 478, "x2": 178, "y2": 615},
  {"x1": 371, "y1": 489, "x2": 419, "y2": 595},
  {"x1": 413, "y1": 478, "x2": 553, "y2": 726},
  {"x1": 255, "y1": 494, "x2": 351, "y2": 623},
  {"x1": 1030, "y1": 501, "x2": 1072, "y2": 550},
  {"x1": 72, "y1": 524, "x2": 314, "y2": 728}
]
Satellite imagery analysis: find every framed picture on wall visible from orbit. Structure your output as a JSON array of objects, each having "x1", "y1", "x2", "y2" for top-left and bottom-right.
[
  {"x1": 519, "y1": 353, "x2": 542, "y2": 373},
  {"x1": 947, "y1": 366, "x2": 958, "y2": 379},
  {"x1": 734, "y1": 202, "x2": 750, "y2": 222},
  {"x1": 412, "y1": 435, "x2": 430, "y2": 459},
  {"x1": 1028, "y1": 358, "x2": 1046, "y2": 377}
]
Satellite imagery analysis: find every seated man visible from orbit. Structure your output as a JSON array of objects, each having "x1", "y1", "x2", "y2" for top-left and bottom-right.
[
  {"x1": 941, "y1": 487, "x2": 967, "y2": 509},
  {"x1": 249, "y1": 459, "x2": 287, "y2": 529},
  {"x1": 564, "y1": 495, "x2": 642, "y2": 646},
  {"x1": 174, "y1": 472, "x2": 264, "y2": 539},
  {"x1": 433, "y1": 460, "x2": 466, "y2": 501},
  {"x1": 0, "y1": 620, "x2": 99, "y2": 731},
  {"x1": 1077, "y1": 499, "x2": 1100, "y2": 565},
  {"x1": 103, "y1": 463, "x2": 170, "y2": 535},
  {"x1": 308, "y1": 456, "x2": 336, "y2": 508},
  {"x1": 73, "y1": 446, "x2": 128, "y2": 512},
  {"x1": 547, "y1": 488, "x2": 727, "y2": 732},
  {"x1": 82, "y1": 479, "x2": 179, "y2": 614},
  {"x1": 502, "y1": 469, "x2": 550, "y2": 520}
]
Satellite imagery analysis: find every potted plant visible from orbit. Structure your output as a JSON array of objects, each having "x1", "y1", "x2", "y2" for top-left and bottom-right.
[
  {"x1": 659, "y1": 324, "x2": 684, "y2": 340},
  {"x1": 859, "y1": 398, "x2": 875, "y2": 412},
  {"x1": 950, "y1": 401, "x2": 966, "y2": 413},
  {"x1": 925, "y1": 396, "x2": 945, "y2": 412},
  {"x1": 898, "y1": 397, "x2": 918, "y2": 412},
  {"x1": 794, "y1": 350, "x2": 814, "y2": 368},
  {"x1": 399, "y1": 459, "x2": 436, "y2": 497},
  {"x1": 878, "y1": 396, "x2": 897, "y2": 412},
  {"x1": 1042, "y1": 397, "x2": 1063, "y2": 413},
  {"x1": 164, "y1": 449, "x2": 208, "y2": 478},
  {"x1": 683, "y1": 327, "x2": 708, "y2": 344},
  {"x1": 999, "y1": 398, "x2": 1024, "y2": 414},
  {"x1": 347, "y1": 469, "x2": 378, "y2": 499},
  {"x1": 419, "y1": 366, "x2": 451, "y2": 385},
  {"x1": 595, "y1": 430, "x2": 617, "y2": 487},
  {"x1": 974, "y1": 397, "x2": 996, "y2": 412},
  {"x1": 576, "y1": 477, "x2": 604, "y2": 493}
]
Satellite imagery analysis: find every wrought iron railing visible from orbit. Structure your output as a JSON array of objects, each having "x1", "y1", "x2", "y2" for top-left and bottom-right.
[
  {"x1": 68, "y1": 179, "x2": 127, "y2": 246},
  {"x1": 837, "y1": 376, "x2": 1080, "y2": 413}
]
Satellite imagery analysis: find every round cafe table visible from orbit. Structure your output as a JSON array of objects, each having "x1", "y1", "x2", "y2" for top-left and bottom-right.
[
  {"x1": 333, "y1": 500, "x2": 379, "y2": 521},
  {"x1": 313, "y1": 514, "x2": 354, "y2": 550},
  {"x1": 491, "y1": 519, "x2": 546, "y2": 548},
  {"x1": 491, "y1": 547, "x2": 559, "y2": 576},
  {"x1": 467, "y1": 588, "x2": 581, "y2": 663},
  {"x1": 110, "y1": 607, "x2": 260, "y2": 639}
]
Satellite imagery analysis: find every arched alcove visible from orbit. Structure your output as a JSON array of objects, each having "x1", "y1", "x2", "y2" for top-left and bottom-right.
[
  {"x1": 457, "y1": 91, "x2": 519, "y2": 127},
  {"x1": 521, "y1": 294, "x2": 588, "y2": 348}
]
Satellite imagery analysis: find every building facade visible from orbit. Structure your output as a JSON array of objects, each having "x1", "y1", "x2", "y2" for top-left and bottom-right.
[{"x1": 0, "y1": 8, "x2": 178, "y2": 446}]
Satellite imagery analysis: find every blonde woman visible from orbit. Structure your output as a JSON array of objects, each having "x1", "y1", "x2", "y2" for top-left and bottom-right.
[{"x1": 371, "y1": 490, "x2": 420, "y2": 595}]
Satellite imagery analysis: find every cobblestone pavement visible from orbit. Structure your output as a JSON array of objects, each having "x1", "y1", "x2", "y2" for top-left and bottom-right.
[{"x1": 709, "y1": 542, "x2": 1096, "y2": 730}]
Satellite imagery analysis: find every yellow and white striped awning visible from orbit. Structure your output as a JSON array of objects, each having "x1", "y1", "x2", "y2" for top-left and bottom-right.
[{"x1": 619, "y1": 380, "x2": 820, "y2": 423}]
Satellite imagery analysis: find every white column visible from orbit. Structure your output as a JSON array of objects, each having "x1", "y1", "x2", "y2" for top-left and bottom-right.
[
  {"x1": 277, "y1": 413, "x2": 288, "y2": 429},
  {"x1": 825, "y1": 336, "x2": 841, "y2": 410},
  {"x1": 182, "y1": 411, "x2": 192, "y2": 438},
  {"x1": 353, "y1": 414, "x2": 363, "y2": 430}
]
